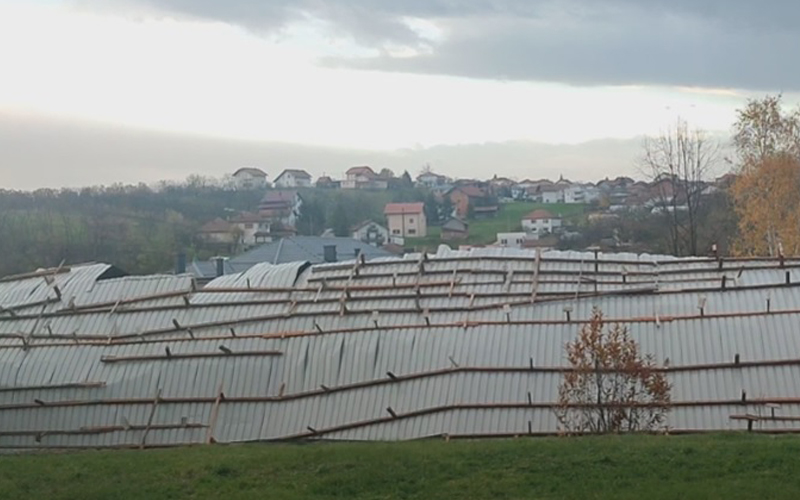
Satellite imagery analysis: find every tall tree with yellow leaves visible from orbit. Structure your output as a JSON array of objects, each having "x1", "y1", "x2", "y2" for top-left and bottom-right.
[{"x1": 732, "y1": 96, "x2": 800, "y2": 256}]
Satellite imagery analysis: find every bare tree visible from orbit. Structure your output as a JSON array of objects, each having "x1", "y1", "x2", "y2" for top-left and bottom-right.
[
  {"x1": 641, "y1": 118, "x2": 720, "y2": 256},
  {"x1": 556, "y1": 307, "x2": 671, "y2": 434}
]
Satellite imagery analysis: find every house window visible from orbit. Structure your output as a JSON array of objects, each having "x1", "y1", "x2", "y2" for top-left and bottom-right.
[
  {"x1": 408, "y1": 229, "x2": 416, "y2": 235},
  {"x1": 392, "y1": 229, "x2": 400, "y2": 235},
  {"x1": 245, "y1": 223, "x2": 254, "y2": 229},
  {"x1": 501, "y1": 239, "x2": 507, "y2": 245},
  {"x1": 409, "y1": 218, "x2": 414, "y2": 223}
]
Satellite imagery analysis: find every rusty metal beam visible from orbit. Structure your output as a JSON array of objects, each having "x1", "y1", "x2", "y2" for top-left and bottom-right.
[
  {"x1": 0, "y1": 422, "x2": 206, "y2": 438},
  {"x1": 0, "y1": 382, "x2": 106, "y2": 393},
  {"x1": 101, "y1": 350, "x2": 282, "y2": 363}
]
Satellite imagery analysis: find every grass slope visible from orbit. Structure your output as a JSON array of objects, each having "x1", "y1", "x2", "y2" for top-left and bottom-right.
[
  {"x1": 408, "y1": 202, "x2": 588, "y2": 249},
  {"x1": 2, "y1": 434, "x2": 800, "y2": 499}
]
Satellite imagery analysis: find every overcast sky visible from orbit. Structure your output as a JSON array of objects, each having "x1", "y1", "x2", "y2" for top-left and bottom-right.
[{"x1": 0, "y1": 0, "x2": 796, "y2": 189}]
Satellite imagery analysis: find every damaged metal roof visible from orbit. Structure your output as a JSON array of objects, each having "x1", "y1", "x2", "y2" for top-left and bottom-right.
[{"x1": 1, "y1": 247, "x2": 800, "y2": 449}]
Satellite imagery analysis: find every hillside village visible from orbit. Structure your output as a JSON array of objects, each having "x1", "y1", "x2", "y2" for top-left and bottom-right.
[{"x1": 192, "y1": 165, "x2": 735, "y2": 278}]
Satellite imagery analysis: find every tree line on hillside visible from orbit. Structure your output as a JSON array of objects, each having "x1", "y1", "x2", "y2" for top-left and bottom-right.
[
  {"x1": 0, "y1": 181, "x2": 262, "y2": 277},
  {"x1": 1, "y1": 94, "x2": 799, "y2": 276},
  {"x1": 0, "y1": 179, "x2": 447, "y2": 277}
]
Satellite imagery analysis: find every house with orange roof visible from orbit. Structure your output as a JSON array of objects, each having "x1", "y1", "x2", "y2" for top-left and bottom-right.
[{"x1": 384, "y1": 202, "x2": 427, "y2": 238}]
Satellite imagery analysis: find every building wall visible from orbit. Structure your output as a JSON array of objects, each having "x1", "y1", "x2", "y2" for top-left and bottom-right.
[
  {"x1": 449, "y1": 191, "x2": 470, "y2": 218},
  {"x1": 540, "y1": 191, "x2": 563, "y2": 204},
  {"x1": 233, "y1": 221, "x2": 271, "y2": 246},
  {"x1": 275, "y1": 174, "x2": 311, "y2": 188},
  {"x1": 342, "y1": 177, "x2": 388, "y2": 190},
  {"x1": 521, "y1": 218, "x2": 562, "y2": 234},
  {"x1": 387, "y1": 213, "x2": 427, "y2": 237},
  {"x1": 233, "y1": 172, "x2": 267, "y2": 190},
  {"x1": 200, "y1": 231, "x2": 237, "y2": 244},
  {"x1": 496, "y1": 232, "x2": 529, "y2": 248},
  {"x1": 442, "y1": 229, "x2": 468, "y2": 241}
]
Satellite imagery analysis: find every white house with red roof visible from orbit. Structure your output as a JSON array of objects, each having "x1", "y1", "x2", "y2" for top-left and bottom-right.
[
  {"x1": 521, "y1": 209, "x2": 562, "y2": 235},
  {"x1": 343, "y1": 166, "x2": 388, "y2": 190}
]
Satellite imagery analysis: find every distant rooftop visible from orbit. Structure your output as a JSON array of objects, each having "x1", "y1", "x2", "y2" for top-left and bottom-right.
[
  {"x1": 275, "y1": 169, "x2": 312, "y2": 180},
  {"x1": 232, "y1": 167, "x2": 267, "y2": 177},
  {"x1": 190, "y1": 236, "x2": 395, "y2": 278},
  {"x1": 384, "y1": 202, "x2": 424, "y2": 215},
  {"x1": 522, "y1": 209, "x2": 557, "y2": 221}
]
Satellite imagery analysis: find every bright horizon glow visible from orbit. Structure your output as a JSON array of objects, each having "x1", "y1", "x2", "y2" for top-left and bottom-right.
[{"x1": 0, "y1": 2, "x2": 756, "y2": 153}]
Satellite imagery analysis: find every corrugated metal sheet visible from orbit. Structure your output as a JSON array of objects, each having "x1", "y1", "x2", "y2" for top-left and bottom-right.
[{"x1": 0, "y1": 249, "x2": 799, "y2": 448}]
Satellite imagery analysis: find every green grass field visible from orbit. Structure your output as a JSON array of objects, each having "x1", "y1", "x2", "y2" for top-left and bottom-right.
[
  {"x1": 2, "y1": 434, "x2": 799, "y2": 499},
  {"x1": 408, "y1": 202, "x2": 588, "y2": 250}
]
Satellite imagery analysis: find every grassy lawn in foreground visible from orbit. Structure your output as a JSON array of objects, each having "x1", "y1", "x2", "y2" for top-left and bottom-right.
[
  {"x1": 2, "y1": 434, "x2": 799, "y2": 499},
  {"x1": 407, "y1": 202, "x2": 588, "y2": 250}
]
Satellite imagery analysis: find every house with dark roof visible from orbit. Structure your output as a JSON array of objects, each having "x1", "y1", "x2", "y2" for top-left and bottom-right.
[
  {"x1": 441, "y1": 217, "x2": 469, "y2": 241},
  {"x1": 315, "y1": 175, "x2": 340, "y2": 189},
  {"x1": 342, "y1": 166, "x2": 388, "y2": 190},
  {"x1": 274, "y1": 169, "x2": 312, "y2": 188},
  {"x1": 258, "y1": 191, "x2": 303, "y2": 228},
  {"x1": 231, "y1": 167, "x2": 268, "y2": 190}
]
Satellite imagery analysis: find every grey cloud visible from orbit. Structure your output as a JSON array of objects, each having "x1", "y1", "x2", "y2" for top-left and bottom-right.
[
  {"x1": 333, "y1": 13, "x2": 800, "y2": 90},
  {"x1": 0, "y1": 113, "x2": 646, "y2": 190},
  {"x1": 64, "y1": 0, "x2": 800, "y2": 89}
]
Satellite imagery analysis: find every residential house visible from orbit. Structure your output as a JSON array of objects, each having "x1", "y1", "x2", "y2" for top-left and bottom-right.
[
  {"x1": 351, "y1": 220, "x2": 390, "y2": 247},
  {"x1": 597, "y1": 176, "x2": 635, "y2": 192},
  {"x1": 597, "y1": 176, "x2": 638, "y2": 207},
  {"x1": 538, "y1": 185, "x2": 563, "y2": 204},
  {"x1": 441, "y1": 218, "x2": 469, "y2": 241},
  {"x1": 384, "y1": 202, "x2": 427, "y2": 238},
  {"x1": 229, "y1": 211, "x2": 273, "y2": 246},
  {"x1": 258, "y1": 190, "x2": 303, "y2": 228},
  {"x1": 342, "y1": 166, "x2": 388, "y2": 190},
  {"x1": 511, "y1": 179, "x2": 539, "y2": 199},
  {"x1": 563, "y1": 183, "x2": 602, "y2": 204},
  {"x1": 231, "y1": 167, "x2": 268, "y2": 190},
  {"x1": 274, "y1": 169, "x2": 312, "y2": 188},
  {"x1": 417, "y1": 171, "x2": 449, "y2": 189},
  {"x1": 521, "y1": 209, "x2": 562, "y2": 235},
  {"x1": 447, "y1": 185, "x2": 498, "y2": 218},
  {"x1": 316, "y1": 175, "x2": 340, "y2": 189},
  {"x1": 554, "y1": 175, "x2": 573, "y2": 188},
  {"x1": 197, "y1": 218, "x2": 238, "y2": 245},
  {"x1": 488, "y1": 175, "x2": 516, "y2": 197}
]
